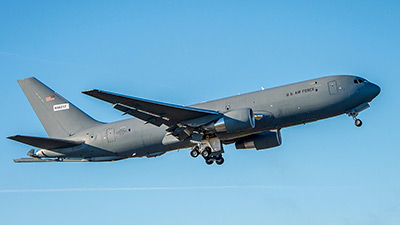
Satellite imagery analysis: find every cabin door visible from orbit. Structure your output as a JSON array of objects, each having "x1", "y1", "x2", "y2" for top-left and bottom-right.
[
  {"x1": 106, "y1": 128, "x2": 116, "y2": 143},
  {"x1": 328, "y1": 81, "x2": 338, "y2": 95}
]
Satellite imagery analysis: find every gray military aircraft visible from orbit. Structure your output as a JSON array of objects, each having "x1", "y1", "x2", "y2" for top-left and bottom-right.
[{"x1": 8, "y1": 75, "x2": 380, "y2": 165}]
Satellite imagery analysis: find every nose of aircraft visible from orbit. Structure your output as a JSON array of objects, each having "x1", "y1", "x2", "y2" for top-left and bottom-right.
[{"x1": 366, "y1": 82, "x2": 381, "y2": 101}]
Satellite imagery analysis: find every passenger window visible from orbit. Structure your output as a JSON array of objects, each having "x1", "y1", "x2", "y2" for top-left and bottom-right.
[{"x1": 354, "y1": 79, "x2": 358, "y2": 84}]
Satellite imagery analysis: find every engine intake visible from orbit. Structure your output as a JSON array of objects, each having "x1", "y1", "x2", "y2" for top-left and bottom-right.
[
  {"x1": 213, "y1": 108, "x2": 255, "y2": 133},
  {"x1": 235, "y1": 130, "x2": 282, "y2": 150}
]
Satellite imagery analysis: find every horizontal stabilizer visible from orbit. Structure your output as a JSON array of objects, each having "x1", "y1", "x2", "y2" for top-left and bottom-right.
[{"x1": 8, "y1": 135, "x2": 84, "y2": 149}]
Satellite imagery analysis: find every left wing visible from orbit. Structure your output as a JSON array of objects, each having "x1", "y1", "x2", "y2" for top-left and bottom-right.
[{"x1": 82, "y1": 89, "x2": 221, "y2": 140}]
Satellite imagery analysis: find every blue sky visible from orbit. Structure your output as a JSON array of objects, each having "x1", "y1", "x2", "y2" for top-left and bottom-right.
[{"x1": 0, "y1": 1, "x2": 399, "y2": 224}]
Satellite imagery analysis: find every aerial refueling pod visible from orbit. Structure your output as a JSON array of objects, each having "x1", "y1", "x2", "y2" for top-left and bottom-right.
[
  {"x1": 210, "y1": 108, "x2": 255, "y2": 133},
  {"x1": 235, "y1": 130, "x2": 282, "y2": 150}
]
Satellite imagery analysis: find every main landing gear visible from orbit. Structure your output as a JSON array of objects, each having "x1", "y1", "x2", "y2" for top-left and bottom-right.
[{"x1": 190, "y1": 138, "x2": 225, "y2": 166}]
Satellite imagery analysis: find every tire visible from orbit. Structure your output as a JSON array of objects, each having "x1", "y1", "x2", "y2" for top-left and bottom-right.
[
  {"x1": 201, "y1": 147, "x2": 211, "y2": 158},
  {"x1": 190, "y1": 147, "x2": 199, "y2": 158},
  {"x1": 215, "y1": 157, "x2": 224, "y2": 165},
  {"x1": 205, "y1": 158, "x2": 214, "y2": 165},
  {"x1": 355, "y1": 119, "x2": 362, "y2": 127}
]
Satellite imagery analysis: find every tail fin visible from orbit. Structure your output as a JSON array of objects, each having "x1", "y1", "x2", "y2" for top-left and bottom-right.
[{"x1": 18, "y1": 77, "x2": 102, "y2": 138}]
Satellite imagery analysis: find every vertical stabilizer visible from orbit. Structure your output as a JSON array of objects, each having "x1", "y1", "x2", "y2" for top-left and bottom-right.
[{"x1": 18, "y1": 77, "x2": 102, "y2": 138}]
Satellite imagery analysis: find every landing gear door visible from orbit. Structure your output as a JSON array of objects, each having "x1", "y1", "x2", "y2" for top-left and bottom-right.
[
  {"x1": 328, "y1": 81, "x2": 338, "y2": 95},
  {"x1": 208, "y1": 137, "x2": 223, "y2": 153}
]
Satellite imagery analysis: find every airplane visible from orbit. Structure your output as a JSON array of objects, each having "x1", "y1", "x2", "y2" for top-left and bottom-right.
[{"x1": 7, "y1": 75, "x2": 380, "y2": 165}]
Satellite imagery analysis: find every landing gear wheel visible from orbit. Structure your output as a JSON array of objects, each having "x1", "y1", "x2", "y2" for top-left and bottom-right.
[
  {"x1": 190, "y1": 146, "x2": 200, "y2": 158},
  {"x1": 205, "y1": 158, "x2": 214, "y2": 165},
  {"x1": 355, "y1": 119, "x2": 362, "y2": 127},
  {"x1": 201, "y1": 147, "x2": 211, "y2": 158},
  {"x1": 215, "y1": 157, "x2": 224, "y2": 165}
]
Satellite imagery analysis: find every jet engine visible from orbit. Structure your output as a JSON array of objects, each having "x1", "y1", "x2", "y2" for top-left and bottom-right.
[
  {"x1": 235, "y1": 130, "x2": 282, "y2": 150},
  {"x1": 211, "y1": 108, "x2": 255, "y2": 133}
]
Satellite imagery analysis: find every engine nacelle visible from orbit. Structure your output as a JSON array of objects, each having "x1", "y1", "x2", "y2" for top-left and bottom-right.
[
  {"x1": 235, "y1": 130, "x2": 282, "y2": 150},
  {"x1": 213, "y1": 108, "x2": 255, "y2": 133},
  {"x1": 36, "y1": 149, "x2": 66, "y2": 158}
]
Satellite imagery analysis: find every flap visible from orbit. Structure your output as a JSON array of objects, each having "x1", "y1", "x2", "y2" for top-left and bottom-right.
[{"x1": 113, "y1": 103, "x2": 172, "y2": 127}]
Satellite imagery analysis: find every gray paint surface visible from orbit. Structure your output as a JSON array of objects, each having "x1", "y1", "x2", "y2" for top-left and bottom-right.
[{"x1": 8, "y1": 75, "x2": 380, "y2": 163}]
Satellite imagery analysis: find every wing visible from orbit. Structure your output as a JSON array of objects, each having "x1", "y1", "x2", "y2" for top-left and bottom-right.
[{"x1": 82, "y1": 89, "x2": 221, "y2": 140}]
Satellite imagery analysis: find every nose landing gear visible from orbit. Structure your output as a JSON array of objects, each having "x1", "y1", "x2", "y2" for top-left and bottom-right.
[
  {"x1": 347, "y1": 102, "x2": 370, "y2": 127},
  {"x1": 348, "y1": 111, "x2": 363, "y2": 127}
]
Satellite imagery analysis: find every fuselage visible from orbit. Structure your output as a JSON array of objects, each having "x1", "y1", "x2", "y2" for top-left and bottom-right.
[{"x1": 36, "y1": 75, "x2": 380, "y2": 161}]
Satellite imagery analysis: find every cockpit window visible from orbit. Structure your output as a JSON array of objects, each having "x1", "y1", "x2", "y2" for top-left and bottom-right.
[
  {"x1": 354, "y1": 78, "x2": 368, "y2": 84},
  {"x1": 360, "y1": 79, "x2": 368, "y2": 83}
]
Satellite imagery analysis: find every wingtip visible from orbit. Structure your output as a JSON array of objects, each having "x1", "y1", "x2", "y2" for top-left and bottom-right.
[
  {"x1": 82, "y1": 89, "x2": 100, "y2": 94},
  {"x1": 7, "y1": 135, "x2": 17, "y2": 140},
  {"x1": 82, "y1": 89, "x2": 99, "y2": 94}
]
